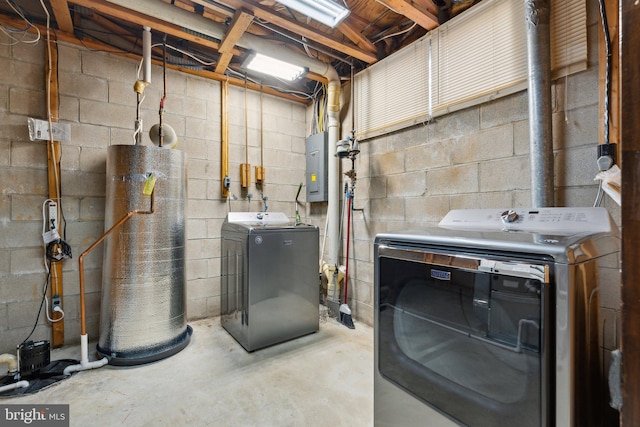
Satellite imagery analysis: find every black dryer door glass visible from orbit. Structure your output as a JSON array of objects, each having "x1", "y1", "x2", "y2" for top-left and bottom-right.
[{"x1": 377, "y1": 250, "x2": 546, "y2": 427}]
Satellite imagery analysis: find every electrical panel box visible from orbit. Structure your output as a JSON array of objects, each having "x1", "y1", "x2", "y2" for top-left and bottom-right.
[{"x1": 306, "y1": 132, "x2": 328, "y2": 202}]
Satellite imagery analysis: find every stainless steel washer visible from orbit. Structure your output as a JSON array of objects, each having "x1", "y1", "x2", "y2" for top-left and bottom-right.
[
  {"x1": 374, "y1": 207, "x2": 620, "y2": 427},
  {"x1": 221, "y1": 212, "x2": 319, "y2": 351}
]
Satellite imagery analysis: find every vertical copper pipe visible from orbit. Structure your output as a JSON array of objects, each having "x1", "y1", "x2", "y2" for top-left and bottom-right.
[
  {"x1": 77, "y1": 192, "x2": 154, "y2": 335},
  {"x1": 221, "y1": 78, "x2": 230, "y2": 198}
]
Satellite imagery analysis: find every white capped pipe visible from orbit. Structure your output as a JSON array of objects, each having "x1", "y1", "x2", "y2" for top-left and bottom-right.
[
  {"x1": 0, "y1": 353, "x2": 18, "y2": 374},
  {"x1": 326, "y1": 82, "x2": 341, "y2": 266},
  {"x1": 80, "y1": 333, "x2": 89, "y2": 365},
  {"x1": 0, "y1": 380, "x2": 29, "y2": 393},
  {"x1": 62, "y1": 334, "x2": 108, "y2": 376},
  {"x1": 142, "y1": 26, "x2": 152, "y2": 84},
  {"x1": 322, "y1": 262, "x2": 345, "y2": 300}
]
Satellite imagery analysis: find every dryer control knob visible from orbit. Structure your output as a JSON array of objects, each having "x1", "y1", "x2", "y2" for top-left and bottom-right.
[{"x1": 501, "y1": 209, "x2": 519, "y2": 223}]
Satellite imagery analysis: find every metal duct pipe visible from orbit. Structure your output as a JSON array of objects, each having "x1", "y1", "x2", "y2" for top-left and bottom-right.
[
  {"x1": 103, "y1": 0, "x2": 343, "y2": 265},
  {"x1": 525, "y1": 0, "x2": 554, "y2": 208}
]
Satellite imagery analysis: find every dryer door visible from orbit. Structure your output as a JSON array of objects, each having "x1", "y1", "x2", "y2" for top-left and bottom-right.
[{"x1": 376, "y1": 246, "x2": 550, "y2": 427}]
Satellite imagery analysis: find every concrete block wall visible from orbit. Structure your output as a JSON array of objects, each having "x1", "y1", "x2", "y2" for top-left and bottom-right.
[
  {"x1": 0, "y1": 41, "x2": 307, "y2": 355},
  {"x1": 0, "y1": 1, "x2": 621, "y2": 362},
  {"x1": 332, "y1": 0, "x2": 621, "y2": 338}
]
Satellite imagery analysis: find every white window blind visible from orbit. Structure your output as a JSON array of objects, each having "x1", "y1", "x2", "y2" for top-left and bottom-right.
[
  {"x1": 356, "y1": 40, "x2": 431, "y2": 136},
  {"x1": 355, "y1": 0, "x2": 587, "y2": 140},
  {"x1": 551, "y1": 0, "x2": 587, "y2": 77},
  {"x1": 437, "y1": 0, "x2": 527, "y2": 108}
]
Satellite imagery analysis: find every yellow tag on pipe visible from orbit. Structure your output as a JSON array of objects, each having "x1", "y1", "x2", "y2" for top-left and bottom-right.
[{"x1": 143, "y1": 173, "x2": 156, "y2": 195}]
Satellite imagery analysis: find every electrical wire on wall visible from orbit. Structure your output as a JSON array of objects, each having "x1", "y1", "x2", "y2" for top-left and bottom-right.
[
  {"x1": 0, "y1": 0, "x2": 40, "y2": 45},
  {"x1": 225, "y1": 68, "x2": 314, "y2": 101},
  {"x1": 41, "y1": 199, "x2": 70, "y2": 324},
  {"x1": 133, "y1": 58, "x2": 148, "y2": 144},
  {"x1": 6, "y1": 0, "x2": 73, "y2": 334},
  {"x1": 309, "y1": 82, "x2": 328, "y2": 135},
  {"x1": 594, "y1": 0, "x2": 615, "y2": 207},
  {"x1": 39, "y1": 0, "x2": 71, "y2": 328},
  {"x1": 21, "y1": 266, "x2": 52, "y2": 345}
]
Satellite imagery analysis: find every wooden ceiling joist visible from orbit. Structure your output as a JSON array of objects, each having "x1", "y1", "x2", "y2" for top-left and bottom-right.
[
  {"x1": 205, "y1": 0, "x2": 378, "y2": 63},
  {"x1": 337, "y1": 16, "x2": 378, "y2": 56},
  {"x1": 49, "y1": 0, "x2": 74, "y2": 33},
  {"x1": 215, "y1": 9, "x2": 254, "y2": 74},
  {"x1": 218, "y1": 9, "x2": 254, "y2": 53},
  {"x1": 68, "y1": 0, "x2": 241, "y2": 56},
  {"x1": 0, "y1": 11, "x2": 311, "y2": 105},
  {"x1": 0, "y1": 0, "x2": 459, "y2": 101},
  {"x1": 376, "y1": 0, "x2": 439, "y2": 31}
]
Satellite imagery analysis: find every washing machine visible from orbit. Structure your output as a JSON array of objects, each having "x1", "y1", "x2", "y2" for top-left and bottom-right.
[
  {"x1": 374, "y1": 207, "x2": 620, "y2": 427},
  {"x1": 220, "y1": 212, "x2": 319, "y2": 351}
]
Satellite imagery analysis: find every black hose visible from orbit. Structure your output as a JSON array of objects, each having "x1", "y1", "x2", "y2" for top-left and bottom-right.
[
  {"x1": 295, "y1": 182, "x2": 303, "y2": 202},
  {"x1": 598, "y1": 0, "x2": 611, "y2": 146}
]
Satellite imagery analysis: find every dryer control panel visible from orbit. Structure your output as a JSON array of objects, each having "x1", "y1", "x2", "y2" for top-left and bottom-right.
[{"x1": 438, "y1": 207, "x2": 616, "y2": 234}]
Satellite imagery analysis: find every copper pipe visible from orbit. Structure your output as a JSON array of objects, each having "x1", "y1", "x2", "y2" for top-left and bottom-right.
[
  {"x1": 77, "y1": 190, "x2": 155, "y2": 335},
  {"x1": 221, "y1": 78, "x2": 229, "y2": 198}
]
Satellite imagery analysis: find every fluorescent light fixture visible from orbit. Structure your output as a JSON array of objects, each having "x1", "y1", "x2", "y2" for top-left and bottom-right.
[
  {"x1": 278, "y1": 0, "x2": 350, "y2": 27},
  {"x1": 244, "y1": 52, "x2": 307, "y2": 81}
]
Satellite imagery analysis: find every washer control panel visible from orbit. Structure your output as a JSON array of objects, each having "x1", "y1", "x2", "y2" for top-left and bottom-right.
[
  {"x1": 439, "y1": 207, "x2": 616, "y2": 234},
  {"x1": 226, "y1": 211, "x2": 290, "y2": 225}
]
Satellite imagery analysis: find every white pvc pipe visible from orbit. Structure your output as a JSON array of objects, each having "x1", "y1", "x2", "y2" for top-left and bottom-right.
[
  {"x1": 0, "y1": 380, "x2": 29, "y2": 393},
  {"x1": 142, "y1": 26, "x2": 152, "y2": 84},
  {"x1": 326, "y1": 81, "x2": 341, "y2": 266},
  {"x1": 63, "y1": 334, "x2": 108, "y2": 376},
  {"x1": 0, "y1": 353, "x2": 18, "y2": 374}
]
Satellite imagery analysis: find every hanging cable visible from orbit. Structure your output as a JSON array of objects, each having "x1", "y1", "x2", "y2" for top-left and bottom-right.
[
  {"x1": 594, "y1": 0, "x2": 613, "y2": 207},
  {"x1": 598, "y1": 0, "x2": 611, "y2": 148},
  {"x1": 374, "y1": 22, "x2": 417, "y2": 44},
  {"x1": 0, "y1": 0, "x2": 41, "y2": 45},
  {"x1": 351, "y1": 64, "x2": 355, "y2": 132},
  {"x1": 41, "y1": 197, "x2": 71, "y2": 333},
  {"x1": 159, "y1": 34, "x2": 168, "y2": 147},
  {"x1": 21, "y1": 266, "x2": 51, "y2": 345}
]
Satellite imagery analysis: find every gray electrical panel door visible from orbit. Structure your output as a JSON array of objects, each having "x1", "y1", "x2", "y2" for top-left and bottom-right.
[{"x1": 306, "y1": 132, "x2": 328, "y2": 202}]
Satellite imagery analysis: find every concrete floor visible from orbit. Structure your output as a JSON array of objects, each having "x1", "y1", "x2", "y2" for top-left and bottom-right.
[{"x1": 9, "y1": 315, "x2": 374, "y2": 427}]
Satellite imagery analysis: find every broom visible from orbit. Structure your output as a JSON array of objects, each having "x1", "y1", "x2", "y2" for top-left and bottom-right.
[{"x1": 339, "y1": 193, "x2": 355, "y2": 329}]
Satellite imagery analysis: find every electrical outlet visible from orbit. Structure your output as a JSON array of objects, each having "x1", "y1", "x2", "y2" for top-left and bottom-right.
[
  {"x1": 27, "y1": 118, "x2": 71, "y2": 142},
  {"x1": 42, "y1": 200, "x2": 60, "y2": 244},
  {"x1": 51, "y1": 295, "x2": 62, "y2": 313},
  {"x1": 48, "y1": 201, "x2": 58, "y2": 231}
]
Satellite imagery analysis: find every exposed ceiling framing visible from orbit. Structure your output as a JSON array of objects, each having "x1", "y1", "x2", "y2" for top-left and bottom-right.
[{"x1": 1, "y1": 0, "x2": 480, "y2": 100}]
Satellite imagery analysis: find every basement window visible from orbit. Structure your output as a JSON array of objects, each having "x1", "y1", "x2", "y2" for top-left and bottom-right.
[{"x1": 355, "y1": 0, "x2": 587, "y2": 140}]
